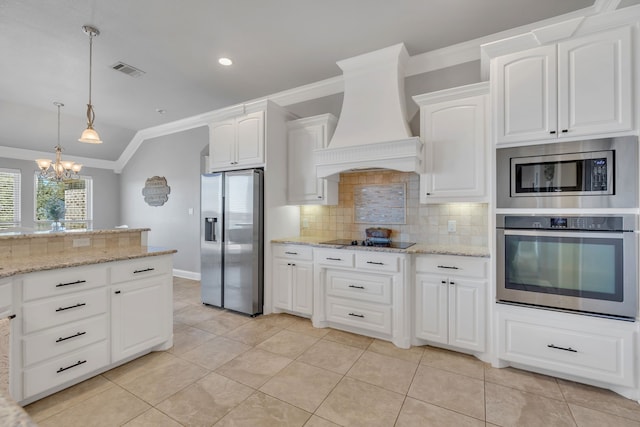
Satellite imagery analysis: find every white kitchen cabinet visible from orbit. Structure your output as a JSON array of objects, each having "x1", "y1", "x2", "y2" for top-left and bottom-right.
[
  {"x1": 413, "y1": 83, "x2": 488, "y2": 203},
  {"x1": 111, "y1": 274, "x2": 172, "y2": 362},
  {"x1": 493, "y1": 26, "x2": 632, "y2": 145},
  {"x1": 313, "y1": 248, "x2": 410, "y2": 348},
  {"x1": 209, "y1": 110, "x2": 265, "y2": 171},
  {"x1": 11, "y1": 255, "x2": 173, "y2": 404},
  {"x1": 272, "y1": 244, "x2": 314, "y2": 316},
  {"x1": 415, "y1": 255, "x2": 487, "y2": 353},
  {"x1": 0, "y1": 279, "x2": 13, "y2": 318},
  {"x1": 496, "y1": 304, "x2": 635, "y2": 388},
  {"x1": 287, "y1": 114, "x2": 338, "y2": 205}
]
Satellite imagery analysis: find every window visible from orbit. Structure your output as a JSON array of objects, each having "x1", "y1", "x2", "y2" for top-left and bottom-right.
[
  {"x1": 34, "y1": 174, "x2": 93, "y2": 230},
  {"x1": 0, "y1": 168, "x2": 21, "y2": 229}
]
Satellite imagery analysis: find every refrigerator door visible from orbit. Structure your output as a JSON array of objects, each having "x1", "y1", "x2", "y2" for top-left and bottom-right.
[
  {"x1": 223, "y1": 169, "x2": 264, "y2": 315},
  {"x1": 201, "y1": 173, "x2": 224, "y2": 307}
]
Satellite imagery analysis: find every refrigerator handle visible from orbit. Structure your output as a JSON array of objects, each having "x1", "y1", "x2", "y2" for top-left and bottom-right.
[{"x1": 205, "y1": 217, "x2": 218, "y2": 242}]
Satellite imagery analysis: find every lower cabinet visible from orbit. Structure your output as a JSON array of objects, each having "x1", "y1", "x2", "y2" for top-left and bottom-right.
[
  {"x1": 415, "y1": 255, "x2": 487, "y2": 353},
  {"x1": 272, "y1": 245, "x2": 314, "y2": 316},
  {"x1": 497, "y1": 304, "x2": 636, "y2": 388},
  {"x1": 111, "y1": 275, "x2": 172, "y2": 363},
  {"x1": 11, "y1": 255, "x2": 173, "y2": 404},
  {"x1": 313, "y1": 248, "x2": 410, "y2": 348}
]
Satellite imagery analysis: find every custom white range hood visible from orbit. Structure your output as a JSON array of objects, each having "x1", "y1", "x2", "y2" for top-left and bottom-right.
[{"x1": 315, "y1": 43, "x2": 423, "y2": 179}]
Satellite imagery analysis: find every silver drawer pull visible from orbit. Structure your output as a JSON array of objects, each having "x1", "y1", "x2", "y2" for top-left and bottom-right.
[
  {"x1": 437, "y1": 265, "x2": 459, "y2": 270},
  {"x1": 326, "y1": 257, "x2": 342, "y2": 261},
  {"x1": 56, "y1": 303, "x2": 86, "y2": 312},
  {"x1": 348, "y1": 285, "x2": 365, "y2": 289},
  {"x1": 284, "y1": 251, "x2": 298, "y2": 255},
  {"x1": 56, "y1": 280, "x2": 87, "y2": 288},
  {"x1": 56, "y1": 331, "x2": 87, "y2": 343},
  {"x1": 57, "y1": 359, "x2": 87, "y2": 374},
  {"x1": 366, "y1": 261, "x2": 384, "y2": 265},
  {"x1": 133, "y1": 267, "x2": 155, "y2": 274},
  {"x1": 547, "y1": 344, "x2": 577, "y2": 353},
  {"x1": 348, "y1": 312, "x2": 365, "y2": 318}
]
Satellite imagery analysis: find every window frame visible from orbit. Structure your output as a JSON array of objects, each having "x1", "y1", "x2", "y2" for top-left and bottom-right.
[
  {"x1": 33, "y1": 173, "x2": 94, "y2": 230},
  {"x1": 0, "y1": 168, "x2": 22, "y2": 229}
]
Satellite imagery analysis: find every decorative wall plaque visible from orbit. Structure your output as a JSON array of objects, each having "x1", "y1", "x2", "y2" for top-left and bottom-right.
[
  {"x1": 142, "y1": 176, "x2": 171, "y2": 206},
  {"x1": 354, "y1": 183, "x2": 406, "y2": 224}
]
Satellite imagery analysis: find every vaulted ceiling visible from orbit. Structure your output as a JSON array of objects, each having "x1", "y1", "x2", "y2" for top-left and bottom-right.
[{"x1": 0, "y1": 0, "x2": 623, "y2": 164}]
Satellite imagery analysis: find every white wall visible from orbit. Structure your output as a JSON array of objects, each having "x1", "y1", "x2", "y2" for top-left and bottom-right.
[
  {"x1": 119, "y1": 126, "x2": 208, "y2": 277},
  {"x1": 0, "y1": 157, "x2": 120, "y2": 229}
]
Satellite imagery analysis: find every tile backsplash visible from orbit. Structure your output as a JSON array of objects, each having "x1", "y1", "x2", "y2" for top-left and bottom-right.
[{"x1": 299, "y1": 170, "x2": 488, "y2": 247}]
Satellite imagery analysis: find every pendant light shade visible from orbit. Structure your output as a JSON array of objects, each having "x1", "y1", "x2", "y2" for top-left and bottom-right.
[{"x1": 79, "y1": 25, "x2": 102, "y2": 144}]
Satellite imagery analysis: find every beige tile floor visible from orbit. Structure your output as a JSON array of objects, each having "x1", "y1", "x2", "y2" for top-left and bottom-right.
[{"x1": 25, "y1": 277, "x2": 640, "y2": 426}]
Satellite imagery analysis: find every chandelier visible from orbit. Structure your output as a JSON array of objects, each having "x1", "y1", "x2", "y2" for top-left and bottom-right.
[
  {"x1": 36, "y1": 102, "x2": 82, "y2": 181},
  {"x1": 78, "y1": 25, "x2": 102, "y2": 144}
]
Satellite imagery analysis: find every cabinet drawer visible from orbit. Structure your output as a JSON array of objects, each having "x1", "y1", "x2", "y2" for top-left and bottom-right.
[
  {"x1": 23, "y1": 340, "x2": 109, "y2": 399},
  {"x1": 22, "y1": 288, "x2": 108, "y2": 334},
  {"x1": 0, "y1": 281, "x2": 12, "y2": 318},
  {"x1": 273, "y1": 245, "x2": 313, "y2": 261},
  {"x1": 499, "y1": 312, "x2": 634, "y2": 387},
  {"x1": 315, "y1": 249, "x2": 354, "y2": 268},
  {"x1": 355, "y1": 252, "x2": 400, "y2": 273},
  {"x1": 111, "y1": 256, "x2": 171, "y2": 284},
  {"x1": 416, "y1": 255, "x2": 487, "y2": 278},
  {"x1": 23, "y1": 314, "x2": 108, "y2": 367},
  {"x1": 326, "y1": 270, "x2": 392, "y2": 304},
  {"x1": 22, "y1": 265, "x2": 107, "y2": 302},
  {"x1": 326, "y1": 296, "x2": 391, "y2": 335}
]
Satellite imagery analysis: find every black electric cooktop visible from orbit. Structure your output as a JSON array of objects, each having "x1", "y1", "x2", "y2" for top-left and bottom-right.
[{"x1": 320, "y1": 239, "x2": 415, "y2": 249}]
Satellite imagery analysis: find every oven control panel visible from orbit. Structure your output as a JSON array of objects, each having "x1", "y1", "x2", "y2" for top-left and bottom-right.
[{"x1": 499, "y1": 215, "x2": 635, "y2": 232}]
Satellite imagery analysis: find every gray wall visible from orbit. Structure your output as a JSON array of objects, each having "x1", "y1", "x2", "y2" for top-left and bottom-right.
[
  {"x1": 120, "y1": 126, "x2": 208, "y2": 276},
  {"x1": 0, "y1": 157, "x2": 120, "y2": 229}
]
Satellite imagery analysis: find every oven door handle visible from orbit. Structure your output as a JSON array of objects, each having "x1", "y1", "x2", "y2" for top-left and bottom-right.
[{"x1": 503, "y1": 230, "x2": 624, "y2": 239}]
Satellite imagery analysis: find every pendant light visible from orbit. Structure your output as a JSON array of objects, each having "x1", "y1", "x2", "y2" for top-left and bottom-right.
[
  {"x1": 78, "y1": 25, "x2": 102, "y2": 144},
  {"x1": 36, "y1": 102, "x2": 82, "y2": 181}
]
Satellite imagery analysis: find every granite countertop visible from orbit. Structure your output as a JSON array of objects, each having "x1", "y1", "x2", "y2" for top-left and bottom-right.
[
  {"x1": 0, "y1": 246, "x2": 177, "y2": 279},
  {"x1": 271, "y1": 236, "x2": 490, "y2": 257},
  {"x1": 0, "y1": 228, "x2": 151, "y2": 241}
]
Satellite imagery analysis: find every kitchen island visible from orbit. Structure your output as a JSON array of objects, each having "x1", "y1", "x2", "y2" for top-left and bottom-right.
[{"x1": 1, "y1": 228, "x2": 176, "y2": 407}]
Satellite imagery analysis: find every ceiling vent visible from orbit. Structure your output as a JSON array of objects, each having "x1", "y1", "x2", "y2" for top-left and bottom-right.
[{"x1": 111, "y1": 62, "x2": 145, "y2": 78}]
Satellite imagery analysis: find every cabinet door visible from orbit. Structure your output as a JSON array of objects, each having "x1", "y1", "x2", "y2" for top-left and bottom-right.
[
  {"x1": 558, "y1": 26, "x2": 632, "y2": 137},
  {"x1": 273, "y1": 259, "x2": 292, "y2": 311},
  {"x1": 111, "y1": 276, "x2": 171, "y2": 363},
  {"x1": 209, "y1": 119, "x2": 237, "y2": 170},
  {"x1": 415, "y1": 273, "x2": 448, "y2": 344},
  {"x1": 236, "y1": 111, "x2": 265, "y2": 167},
  {"x1": 288, "y1": 125, "x2": 325, "y2": 203},
  {"x1": 420, "y1": 96, "x2": 486, "y2": 202},
  {"x1": 292, "y1": 261, "x2": 313, "y2": 315},
  {"x1": 494, "y1": 45, "x2": 557, "y2": 144},
  {"x1": 448, "y1": 278, "x2": 485, "y2": 352}
]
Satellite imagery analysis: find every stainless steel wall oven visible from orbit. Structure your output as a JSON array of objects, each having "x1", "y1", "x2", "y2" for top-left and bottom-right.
[
  {"x1": 497, "y1": 137, "x2": 638, "y2": 209},
  {"x1": 496, "y1": 214, "x2": 638, "y2": 319}
]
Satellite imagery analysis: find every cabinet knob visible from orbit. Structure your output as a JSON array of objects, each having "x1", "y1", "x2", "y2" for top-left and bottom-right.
[
  {"x1": 561, "y1": 129, "x2": 569, "y2": 133},
  {"x1": 426, "y1": 192, "x2": 431, "y2": 196},
  {"x1": 441, "y1": 280, "x2": 446, "y2": 284},
  {"x1": 449, "y1": 281, "x2": 455, "y2": 285},
  {"x1": 115, "y1": 290, "x2": 121, "y2": 294},
  {"x1": 317, "y1": 196, "x2": 323, "y2": 199},
  {"x1": 550, "y1": 130, "x2": 556, "y2": 134}
]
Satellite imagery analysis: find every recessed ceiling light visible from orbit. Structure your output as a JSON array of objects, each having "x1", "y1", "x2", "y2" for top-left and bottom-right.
[{"x1": 218, "y1": 57, "x2": 233, "y2": 66}]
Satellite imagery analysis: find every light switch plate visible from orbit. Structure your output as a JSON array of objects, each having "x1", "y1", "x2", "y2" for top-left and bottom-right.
[{"x1": 447, "y1": 220, "x2": 456, "y2": 233}]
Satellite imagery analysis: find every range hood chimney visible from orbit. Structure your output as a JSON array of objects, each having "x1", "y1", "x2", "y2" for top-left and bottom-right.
[{"x1": 315, "y1": 43, "x2": 423, "y2": 179}]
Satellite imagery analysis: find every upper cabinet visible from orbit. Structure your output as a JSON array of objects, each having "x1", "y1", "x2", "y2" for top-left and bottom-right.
[
  {"x1": 287, "y1": 114, "x2": 338, "y2": 205},
  {"x1": 209, "y1": 110, "x2": 265, "y2": 171},
  {"x1": 493, "y1": 26, "x2": 633, "y2": 145},
  {"x1": 413, "y1": 83, "x2": 489, "y2": 204}
]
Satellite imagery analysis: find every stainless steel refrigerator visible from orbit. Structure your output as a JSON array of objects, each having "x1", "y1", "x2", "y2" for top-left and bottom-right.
[{"x1": 200, "y1": 169, "x2": 264, "y2": 316}]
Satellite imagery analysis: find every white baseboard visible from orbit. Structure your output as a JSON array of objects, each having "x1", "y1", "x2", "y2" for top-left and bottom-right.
[{"x1": 173, "y1": 269, "x2": 200, "y2": 281}]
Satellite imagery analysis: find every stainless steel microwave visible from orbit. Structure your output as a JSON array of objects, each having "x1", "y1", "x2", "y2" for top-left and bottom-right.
[{"x1": 497, "y1": 137, "x2": 638, "y2": 209}]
